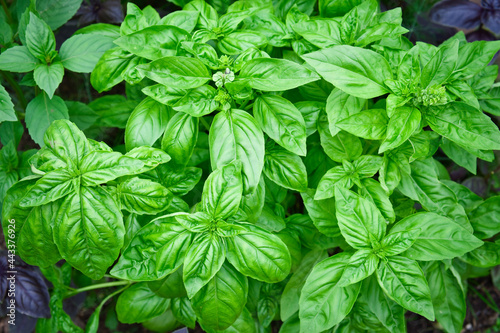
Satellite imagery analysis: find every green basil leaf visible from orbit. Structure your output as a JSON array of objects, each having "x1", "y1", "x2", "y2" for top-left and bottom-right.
[
  {"x1": 125, "y1": 146, "x2": 171, "y2": 172},
  {"x1": 148, "y1": 164, "x2": 202, "y2": 196},
  {"x1": 292, "y1": 18, "x2": 342, "y2": 49},
  {"x1": 43, "y1": 119, "x2": 90, "y2": 168},
  {"x1": 89, "y1": 94, "x2": 139, "y2": 128},
  {"x1": 295, "y1": 101, "x2": 323, "y2": 137},
  {"x1": 281, "y1": 250, "x2": 328, "y2": 321},
  {"x1": 359, "y1": 178, "x2": 396, "y2": 223},
  {"x1": 209, "y1": 109, "x2": 264, "y2": 193},
  {"x1": 441, "y1": 179, "x2": 483, "y2": 214},
  {"x1": 357, "y1": 275, "x2": 406, "y2": 333},
  {"x1": 25, "y1": 94, "x2": 69, "y2": 146},
  {"x1": 255, "y1": 95, "x2": 307, "y2": 156},
  {"x1": 459, "y1": 241, "x2": 500, "y2": 268},
  {"x1": 238, "y1": 58, "x2": 320, "y2": 91},
  {"x1": 337, "y1": 108, "x2": 388, "y2": 140},
  {"x1": 426, "y1": 102, "x2": 500, "y2": 151},
  {"x1": 421, "y1": 40, "x2": 458, "y2": 88},
  {"x1": 138, "y1": 56, "x2": 211, "y2": 89},
  {"x1": 227, "y1": 223, "x2": 291, "y2": 283},
  {"x1": 318, "y1": 111, "x2": 362, "y2": 162},
  {"x1": 161, "y1": 112, "x2": 199, "y2": 167},
  {"x1": 148, "y1": 267, "x2": 187, "y2": 298},
  {"x1": 218, "y1": 31, "x2": 267, "y2": 55},
  {"x1": 325, "y1": 88, "x2": 366, "y2": 137},
  {"x1": 171, "y1": 297, "x2": 196, "y2": 329},
  {"x1": 264, "y1": 145, "x2": 308, "y2": 192},
  {"x1": 184, "y1": 233, "x2": 226, "y2": 298},
  {"x1": 0, "y1": 45, "x2": 39, "y2": 72},
  {"x1": 423, "y1": 262, "x2": 466, "y2": 333},
  {"x1": 335, "y1": 186, "x2": 386, "y2": 249},
  {"x1": 201, "y1": 160, "x2": 243, "y2": 219},
  {"x1": 299, "y1": 252, "x2": 361, "y2": 332},
  {"x1": 441, "y1": 138, "x2": 477, "y2": 174},
  {"x1": 240, "y1": 176, "x2": 265, "y2": 223},
  {"x1": 398, "y1": 158, "x2": 472, "y2": 231},
  {"x1": 19, "y1": 169, "x2": 76, "y2": 207},
  {"x1": 59, "y1": 34, "x2": 115, "y2": 73},
  {"x1": 18, "y1": 201, "x2": 62, "y2": 267},
  {"x1": 0, "y1": 83, "x2": 16, "y2": 123},
  {"x1": 319, "y1": 0, "x2": 365, "y2": 18},
  {"x1": 54, "y1": 186, "x2": 124, "y2": 280},
  {"x1": 302, "y1": 45, "x2": 392, "y2": 98},
  {"x1": 66, "y1": 101, "x2": 98, "y2": 131},
  {"x1": 125, "y1": 97, "x2": 170, "y2": 151},
  {"x1": 218, "y1": 307, "x2": 256, "y2": 333},
  {"x1": 159, "y1": 11, "x2": 199, "y2": 33},
  {"x1": 337, "y1": 249, "x2": 379, "y2": 287},
  {"x1": 33, "y1": 62, "x2": 64, "y2": 99},
  {"x1": 80, "y1": 151, "x2": 144, "y2": 186},
  {"x1": 120, "y1": 3, "x2": 157, "y2": 36},
  {"x1": 454, "y1": 40, "x2": 500, "y2": 78},
  {"x1": 379, "y1": 106, "x2": 421, "y2": 153},
  {"x1": 184, "y1": 0, "x2": 218, "y2": 30},
  {"x1": 469, "y1": 197, "x2": 500, "y2": 239},
  {"x1": 116, "y1": 283, "x2": 170, "y2": 324},
  {"x1": 388, "y1": 212, "x2": 483, "y2": 261},
  {"x1": 111, "y1": 216, "x2": 191, "y2": 281},
  {"x1": 376, "y1": 256, "x2": 434, "y2": 320},
  {"x1": 90, "y1": 47, "x2": 137, "y2": 93},
  {"x1": 37, "y1": 0, "x2": 83, "y2": 30},
  {"x1": 172, "y1": 85, "x2": 218, "y2": 117},
  {"x1": 115, "y1": 26, "x2": 190, "y2": 60},
  {"x1": 118, "y1": 177, "x2": 172, "y2": 214},
  {"x1": 192, "y1": 262, "x2": 248, "y2": 330},
  {"x1": 301, "y1": 190, "x2": 341, "y2": 238},
  {"x1": 315, "y1": 166, "x2": 351, "y2": 200},
  {"x1": 26, "y1": 12, "x2": 56, "y2": 61}
]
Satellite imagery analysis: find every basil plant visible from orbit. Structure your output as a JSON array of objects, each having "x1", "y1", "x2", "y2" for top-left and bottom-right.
[{"x1": 1, "y1": 0, "x2": 500, "y2": 332}]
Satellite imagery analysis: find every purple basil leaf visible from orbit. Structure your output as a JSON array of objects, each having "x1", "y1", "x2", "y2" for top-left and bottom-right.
[
  {"x1": 430, "y1": 0, "x2": 482, "y2": 29},
  {"x1": 9, "y1": 312, "x2": 38, "y2": 333},
  {"x1": 462, "y1": 176, "x2": 488, "y2": 197},
  {"x1": 482, "y1": 9, "x2": 500, "y2": 33},
  {"x1": 482, "y1": 0, "x2": 500, "y2": 10},
  {"x1": 466, "y1": 28, "x2": 497, "y2": 41},
  {"x1": 15, "y1": 268, "x2": 51, "y2": 318},
  {"x1": 98, "y1": 0, "x2": 124, "y2": 23}
]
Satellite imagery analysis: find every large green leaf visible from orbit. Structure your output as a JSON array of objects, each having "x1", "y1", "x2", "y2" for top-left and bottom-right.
[
  {"x1": 25, "y1": 94, "x2": 69, "y2": 147},
  {"x1": 90, "y1": 47, "x2": 137, "y2": 92},
  {"x1": 53, "y1": 186, "x2": 125, "y2": 280},
  {"x1": 302, "y1": 45, "x2": 392, "y2": 98},
  {"x1": 227, "y1": 224, "x2": 291, "y2": 283},
  {"x1": 137, "y1": 56, "x2": 211, "y2": 89},
  {"x1": 116, "y1": 283, "x2": 170, "y2": 324},
  {"x1": 238, "y1": 58, "x2": 320, "y2": 91},
  {"x1": 111, "y1": 216, "x2": 192, "y2": 281},
  {"x1": 118, "y1": 177, "x2": 172, "y2": 215},
  {"x1": 114, "y1": 26, "x2": 190, "y2": 60},
  {"x1": 37, "y1": 0, "x2": 83, "y2": 30},
  {"x1": 376, "y1": 256, "x2": 434, "y2": 321},
  {"x1": 424, "y1": 262, "x2": 466, "y2": 333},
  {"x1": 299, "y1": 252, "x2": 361, "y2": 332},
  {"x1": 255, "y1": 95, "x2": 307, "y2": 156},
  {"x1": 301, "y1": 190, "x2": 341, "y2": 238},
  {"x1": 79, "y1": 151, "x2": 144, "y2": 186},
  {"x1": 0, "y1": 83, "x2": 16, "y2": 123},
  {"x1": 469, "y1": 197, "x2": 500, "y2": 239},
  {"x1": 209, "y1": 109, "x2": 264, "y2": 193},
  {"x1": 379, "y1": 106, "x2": 421, "y2": 153},
  {"x1": 388, "y1": 212, "x2": 482, "y2": 261},
  {"x1": 201, "y1": 160, "x2": 243, "y2": 219},
  {"x1": 0, "y1": 46, "x2": 39, "y2": 72},
  {"x1": 125, "y1": 97, "x2": 171, "y2": 151},
  {"x1": 264, "y1": 145, "x2": 308, "y2": 191},
  {"x1": 184, "y1": 233, "x2": 226, "y2": 298},
  {"x1": 161, "y1": 112, "x2": 198, "y2": 167},
  {"x1": 26, "y1": 12, "x2": 56, "y2": 60},
  {"x1": 192, "y1": 262, "x2": 248, "y2": 330},
  {"x1": 33, "y1": 62, "x2": 64, "y2": 99},
  {"x1": 60, "y1": 34, "x2": 115, "y2": 73},
  {"x1": 426, "y1": 102, "x2": 500, "y2": 151},
  {"x1": 335, "y1": 186, "x2": 386, "y2": 249},
  {"x1": 281, "y1": 250, "x2": 328, "y2": 321}
]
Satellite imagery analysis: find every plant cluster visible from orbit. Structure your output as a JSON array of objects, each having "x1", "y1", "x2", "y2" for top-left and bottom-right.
[{"x1": 1, "y1": 0, "x2": 500, "y2": 332}]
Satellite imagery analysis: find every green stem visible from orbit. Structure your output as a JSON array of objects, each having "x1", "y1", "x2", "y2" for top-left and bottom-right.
[
  {"x1": 64, "y1": 281, "x2": 131, "y2": 298},
  {"x1": 200, "y1": 116, "x2": 211, "y2": 132},
  {"x1": 1, "y1": 71, "x2": 28, "y2": 110},
  {"x1": 0, "y1": 0, "x2": 13, "y2": 25}
]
